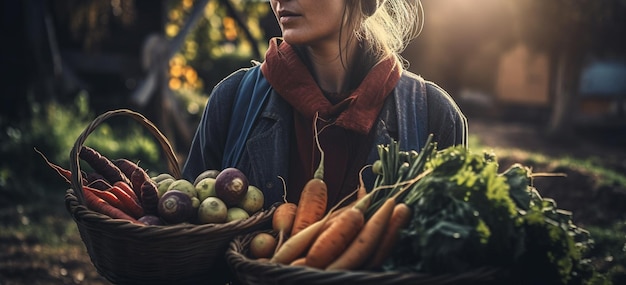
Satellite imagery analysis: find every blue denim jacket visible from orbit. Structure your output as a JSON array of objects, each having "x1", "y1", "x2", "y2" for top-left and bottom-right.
[{"x1": 183, "y1": 65, "x2": 467, "y2": 208}]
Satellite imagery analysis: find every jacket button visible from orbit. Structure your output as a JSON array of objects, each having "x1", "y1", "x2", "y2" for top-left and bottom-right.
[{"x1": 265, "y1": 182, "x2": 274, "y2": 189}]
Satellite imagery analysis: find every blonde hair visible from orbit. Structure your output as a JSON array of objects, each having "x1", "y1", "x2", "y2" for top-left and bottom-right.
[{"x1": 346, "y1": 0, "x2": 424, "y2": 67}]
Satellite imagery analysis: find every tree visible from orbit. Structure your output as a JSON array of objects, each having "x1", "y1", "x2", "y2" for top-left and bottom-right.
[{"x1": 512, "y1": 0, "x2": 626, "y2": 137}]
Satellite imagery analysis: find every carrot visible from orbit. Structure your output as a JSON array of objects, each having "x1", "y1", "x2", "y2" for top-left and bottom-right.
[
  {"x1": 86, "y1": 172, "x2": 106, "y2": 185},
  {"x1": 130, "y1": 168, "x2": 151, "y2": 199},
  {"x1": 291, "y1": 115, "x2": 328, "y2": 236},
  {"x1": 290, "y1": 257, "x2": 307, "y2": 266},
  {"x1": 273, "y1": 176, "x2": 298, "y2": 253},
  {"x1": 112, "y1": 158, "x2": 140, "y2": 180},
  {"x1": 35, "y1": 148, "x2": 87, "y2": 185},
  {"x1": 270, "y1": 216, "x2": 328, "y2": 264},
  {"x1": 324, "y1": 170, "x2": 432, "y2": 270},
  {"x1": 87, "y1": 178, "x2": 112, "y2": 191},
  {"x1": 270, "y1": 187, "x2": 359, "y2": 265},
  {"x1": 83, "y1": 185, "x2": 124, "y2": 210},
  {"x1": 113, "y1": 181, "x2": 140, "y2": 203},
  {"x1": 83, "y1": 185, "x2": 140, "y2": 223},
  {"x1": 305, "y1": 207, "x2": 365, "y2": 269},
  {"x1": 108, "y1": 185, "x2": 144, "y2": 219},
  {"x1": 364, "y1": 202, "x2": 412, "y2": 269},
  {"x1": 79, "y1": 146, "x2": 130, "y2": 185},
  {"x1": 326, "y1": 197, "x2": 397, "y2": 270},
  {"x1": 140, "y1": 180, "x2": 159, "y2": 215},
  {"x1": 356, "y1": 165, "x2": 371, "y2": 200},
  {"x1": 115, "y1": 158, "x2": 152, "y2": 197}
]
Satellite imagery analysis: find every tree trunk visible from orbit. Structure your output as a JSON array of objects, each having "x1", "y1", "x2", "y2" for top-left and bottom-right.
[{"x1": 547, "y1": 49, "x2": 583, "y2": 139}]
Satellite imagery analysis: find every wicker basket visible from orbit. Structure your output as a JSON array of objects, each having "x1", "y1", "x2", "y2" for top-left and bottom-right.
[
  {"x1": 226, "y1": 231, "x2": 503, "y2": 285},
  {"x1": 65, "y1": 109, "x2": 275, "y2": 284}
]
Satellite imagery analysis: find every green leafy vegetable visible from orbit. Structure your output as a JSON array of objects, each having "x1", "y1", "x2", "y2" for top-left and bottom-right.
[{"x1": 371, "y1": 135, "x2": 602, "y2": 284}]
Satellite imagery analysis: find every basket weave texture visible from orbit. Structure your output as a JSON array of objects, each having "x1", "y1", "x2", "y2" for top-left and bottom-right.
[
  {"x1": 65, "y1": 109, "x2": 275, "y2": 284},
  {"x1": 226, "y1": 231, "x2": 502, "y2": 285}
]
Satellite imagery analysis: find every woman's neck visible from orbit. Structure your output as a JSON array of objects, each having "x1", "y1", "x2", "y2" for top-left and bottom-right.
[{"x1": 305, "y1": 41, "x2": 358, "y2": 94}]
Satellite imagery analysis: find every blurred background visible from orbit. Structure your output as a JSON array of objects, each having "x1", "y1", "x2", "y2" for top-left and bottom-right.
[{"x1": 1, "y1": 0, "x2": 625, "y2": 284}]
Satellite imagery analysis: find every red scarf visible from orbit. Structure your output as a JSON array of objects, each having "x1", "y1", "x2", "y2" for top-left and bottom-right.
[{"x1": 260, "y1": 38, "x2": 401, "y2": 134}]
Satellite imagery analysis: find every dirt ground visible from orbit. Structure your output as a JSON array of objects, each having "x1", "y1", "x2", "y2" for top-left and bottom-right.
[{"x1": 1, "y1": 118, "x2": 625, "y2": 285}]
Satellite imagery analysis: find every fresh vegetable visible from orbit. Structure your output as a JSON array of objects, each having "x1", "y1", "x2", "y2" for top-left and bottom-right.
[
  {"x1": 86, "y1": 178, "x2": 112, "y2": 191},
  {"x1": 79, "y1": 146, "x2": 130, "y2": 185},
  {"x1": 193, "y1": 169, "x2": 221, "y2": 186},
  {"x1": 290, "y1": 257, "x2": 307, "y2": 266},
  {"x1": 272, "y1": 202, "x2": 297, "y2": 253},
  {"x1": 113, "y1": 181, "x2": 140, "y2": 203},
  {"x1": 140, "y1": 180, "x2": 159, "y2": 215},
  {"x1": 368, "y1": 136, "x2": 596, "y2": 284},
  {"x1": 83, "y1": 186, "x2": 124, "y2": 210},
  {"x1": 130, "y1": 167, "x2": 151, "y2": 197},
  {"x1": 226, "y1": 207, "x2": 250, "y2": 222},
  {"x1": 108, "y1": 185, "x2": 144, "y2": 219},
  {"x1": 365, "y1": 202, "x2": 412, "y2": 269},
  {"x1": 138, "y1": 215, "x2": 164, "y2": 225},
  {"x1": 326, "y1": 195, "x2": 397, "y2": 270},
  {"x1": 156, "y1": 178, "x2": 175, "y2": 198},
  {"x1": 270, "y1": 216, "x2": 328, "y2": 265},
  {"x1": 195, "y1": 177, "x2": 217, "y2": 202},
  {"x1": 215, "y1": 168, "x2": 249, "y2": 207},
  {"x1": 269, "y1": 189, "x2": 357, "y2": 265},
  {"x1": 167, "y1": 179, "x2": 197, "y2": 199},
  {"x1": 291, "y1": 121, "x2": 328, "y2": 236},
  {"x1": 305, "y1": 206, "x2": 364, "y2": 269},
  {"x1": 36, "y1": 148, "x2": 87, "y2": 185},
  {"x1": 237, "y1": 185, "x2": 264, "y2": 215},
  {"x1": 250, "y1": 232, "x2": 278, "y2": 259},
  {"x1": 82, "y1": 185, "x2": 139, "y2": 223},
  {"x1": 196, "y1": 196, "x2": 228, "y2": 224},
  {"x1": 158, "y1": 190, "x2": 194, "y2": 224},
  {"x1": 151, "y1": 173, "x2": 175, "y2": 184},
  {"x1": 112, "y1": 158, "x2": 148, "y2": 191}
]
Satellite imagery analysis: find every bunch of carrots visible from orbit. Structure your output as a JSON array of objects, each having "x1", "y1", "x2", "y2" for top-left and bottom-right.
[
  {"x1": 37, "y1": 146, "x2": 160, "y2": 224},
  {"x1": 247, "y1": 122, "x2": 434, "y2": 271}
]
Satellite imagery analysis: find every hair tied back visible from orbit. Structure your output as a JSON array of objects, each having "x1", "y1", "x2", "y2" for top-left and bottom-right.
[{"x1": 362, "y1": 0, "x2": 386, "y2": 17}]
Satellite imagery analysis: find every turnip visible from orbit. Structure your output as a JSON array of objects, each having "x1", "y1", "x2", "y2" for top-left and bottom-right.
[
  {"x1": 158, "y1": 190, "x2": 194, "y2": 224},
  {"x1": 167, "y1": 179, "x2": 197, "y2": 199},
  {"x1": 195, "y1": 177, "x2": 217, "y2": 202},
  {"x1": 193, "y1": 169, "x2": 220, "y2": 186},
  {"x1": 197, "y1": 197, "x2": 228, "y2": 224},
  {"x1": 138, "y1": 215, "x2": 164, "y2": 226},
  {"x1": 226, "y1": 207, "x2": 250, "y2": 222},
  {"x1": 215, "y1": 168, "x2": 249, "y2": 207},
  {"x1": 156, "y1": 178, "x2": 175, "y2": 198},
  {"x1": 249, "y1": 232, "x2": 277, "y2": 259},
  {"x1": 237, "y1": 185, "x2": 264, "y2": 215}
]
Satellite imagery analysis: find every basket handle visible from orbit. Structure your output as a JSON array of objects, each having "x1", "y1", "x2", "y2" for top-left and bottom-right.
[{"x1": 69, "y1": 109, "x2": 182, "y2": 205}]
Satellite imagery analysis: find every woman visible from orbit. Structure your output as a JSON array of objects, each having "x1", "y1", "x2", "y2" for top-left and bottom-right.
[{"x1": 183, "y1": 0, "x2": 468, "y2": 209}]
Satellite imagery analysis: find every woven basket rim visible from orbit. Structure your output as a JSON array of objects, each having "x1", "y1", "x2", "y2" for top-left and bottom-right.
[
  {"x1": 66, "y1": 188, "x2": 278, "y2": 234},
  {"x1": 225, "y1": 230, "x2": 503, "y2": 285}
]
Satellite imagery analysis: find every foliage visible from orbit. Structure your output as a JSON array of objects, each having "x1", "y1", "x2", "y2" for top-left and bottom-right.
[
  {"x1": 373, "y1": 137, "x2": 605, "y2": 284},
  {"x1": 0, "y1": 92, "x2": 162, "y2": 205},
  {"x1": 165, "y1": 0, "x2": 272, "y2": 116}
]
